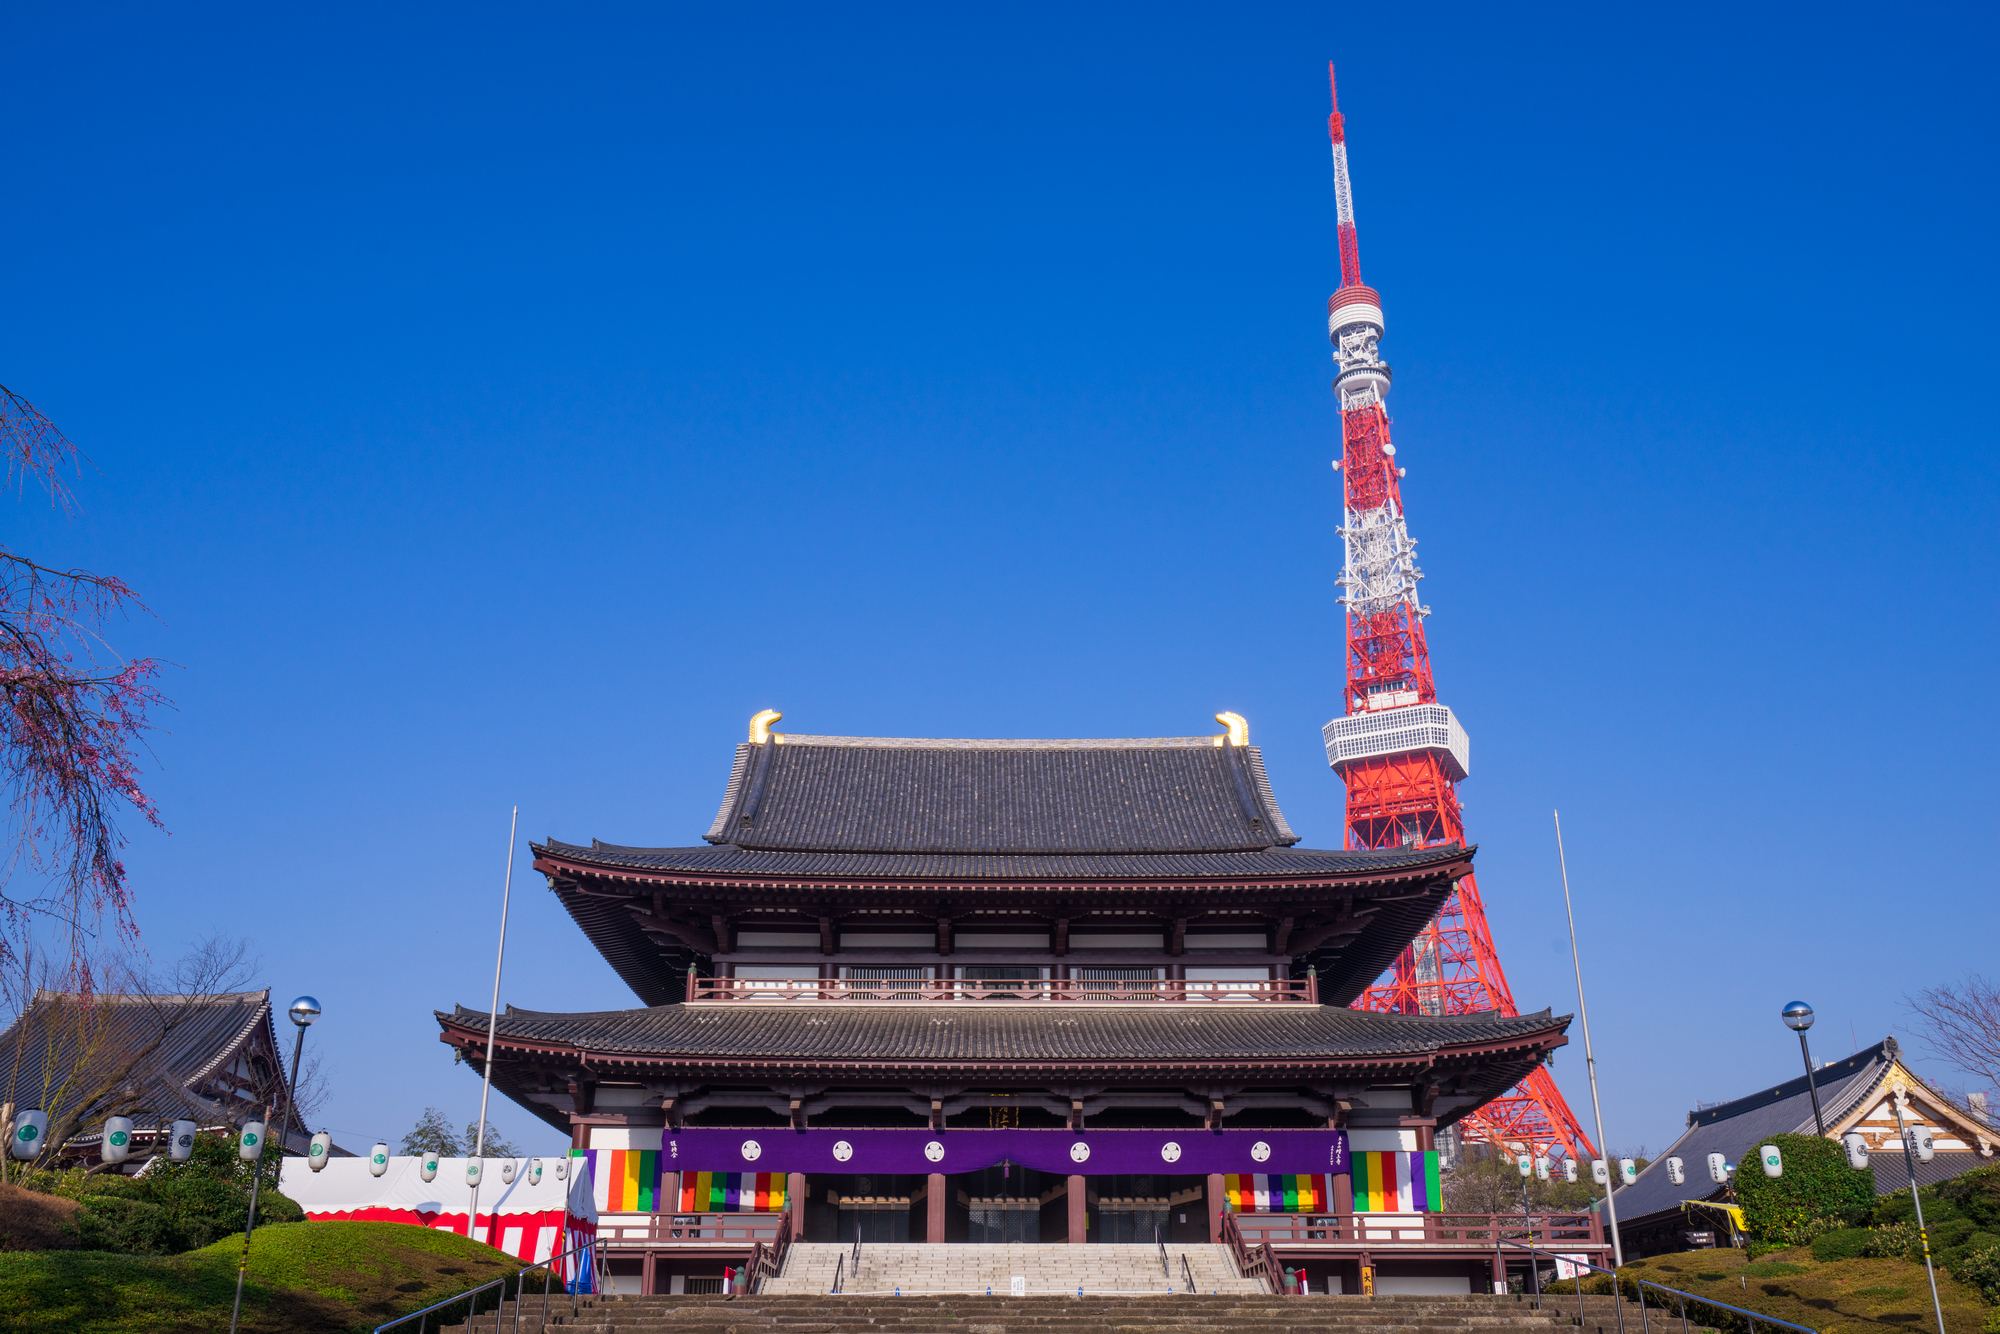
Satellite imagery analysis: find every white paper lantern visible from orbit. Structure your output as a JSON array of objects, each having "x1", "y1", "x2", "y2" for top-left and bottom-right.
[
  {"x1": 554, "y1": 1157, "x2": 567, "y2": 1180},
  {"x1": 308, "y1": 1131, "x2": 332, "y2": 1171},
  {"x1": 239, "y1": 1121, "x2": 266, "y2": 1162},
  {"x1": 101, "y1": 1116, "x2": 134, "y2": 1165},
  {"x1": 1666, "y1": 1155, "x2": 1685, "y2": 1185},
  {"x1": 420, "y1": 1151, "x2": 439, "y2": 1182},
  {"x1": 1515, "y1": 1153, "x2": 1532, "y2": 1178},
  {"x1": 1534, "y1": 1156, "x2": 1551, "y2": 1181},
  {"x1": 1707, "y1": 1151, "x2": 1730, "y2": 1184},
  {"x1": 500, "y1": 1159, "x2": 517, "y2": 1184},
  {"x1": 1912, "y1": 1128, "x2": 1936, "y2": 1163},
  {"x1": 1618, "y1": 1157, "x2": 1638, "y2": 1186},
  {"x1": 1843, "y1": 1132, "x2": 1870, "y2": 1169},
  {"x1": 1562, "y1": 1157, "x2": 1578, "y2": 1184},
  {"x1": 369, "y1": 1142, "x2": 390, "y2": 1176},
  {"x1": 1759, "y1": 1144, "x2": 1783, "y2": 1178},
  {"x1": 466, "y1": 1158, "x2": 483, "y2": 1185},
  {"x1": 9, "y1": 1109, "x2": 48, "y2": 1161},
  {"x1": 528, "y1": 1158, "x2": 543, "y2": 1185},
  {"x1": 169, "y1": 1119, "x2": 198, "y2": 1162},
  {"x1": 1590, "y1": 1158, "x2": 1609, "y2": 1185}
]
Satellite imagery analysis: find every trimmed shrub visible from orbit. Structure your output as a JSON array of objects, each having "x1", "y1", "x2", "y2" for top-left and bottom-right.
[
  {"x1": 0, "y1": 1182, "x2": 81, "y2": 1251},
  {"x1": 74, "y1": 1195, "x2": 177, "y2": 1253},
  {"x1": 1954, "y1": 1244, "x2": 2000, "y2": 1305},
  {"x1": 1734, "y1": 1133, "x2": 1875, "y2": 1247},
  {"x1": 1866, "y1": 1220, "x2": 1923, "y2": 1259},
  {"x1": 1810, "y1": 1226, "x2": 1873, "y2": 1261},
  {"x1": 1941, "y1": 1165, "x2": 2000, "y2": 1231}
]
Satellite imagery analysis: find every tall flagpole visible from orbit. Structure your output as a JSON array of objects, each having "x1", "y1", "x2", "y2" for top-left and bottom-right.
[
  {"x1": 467, "y1": 804, "x2": 519, "y2": 1241},
  {"x1": 1554, "y1": 809, "x2": 1624, "y2": 1267}
]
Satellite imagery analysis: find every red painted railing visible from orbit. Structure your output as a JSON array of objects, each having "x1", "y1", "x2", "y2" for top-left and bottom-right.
[
  {"x1": 1227, "y1": 1211, "x2": 1604, "y2": 1249},
  {"x1": 1219, "y1": 1210, "x2": 1286, "y2": 1294},
  {"x1": 688, "y1": 976, "x2": 1318, "y2": 1004},
  {"x1": 596, "y1": 1211, "x2": 786, "y2": 1248}
]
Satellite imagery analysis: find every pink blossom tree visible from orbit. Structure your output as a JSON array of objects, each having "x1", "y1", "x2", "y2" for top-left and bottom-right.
[{"x1": 0, "y1": 385, "x2": 164, "y2": 986}]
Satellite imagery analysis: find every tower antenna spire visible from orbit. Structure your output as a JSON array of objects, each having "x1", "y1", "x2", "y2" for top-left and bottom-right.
[
  {"x1": 1327, "y1": 62, "x2": 1363, "y2": 289},
  {"x1": 1320, "y1": 62, "x2": 1598, "y2": 1162}
]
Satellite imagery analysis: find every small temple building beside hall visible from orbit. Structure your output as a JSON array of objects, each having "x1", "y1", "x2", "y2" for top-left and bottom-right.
[{"x1": 438, "y1": 711, "x2": 1603, "y2": 1295}]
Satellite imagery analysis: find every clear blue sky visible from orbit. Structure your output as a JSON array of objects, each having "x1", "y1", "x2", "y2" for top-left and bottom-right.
[{"x1": 6, "y1": 4, "x2": 1996, "y2": 1157}]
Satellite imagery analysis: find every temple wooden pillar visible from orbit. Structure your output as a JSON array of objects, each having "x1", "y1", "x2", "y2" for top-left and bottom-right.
[
  {"x1": 788, "y1": 1172, "x2": 807, "y2": 1239},
  {"x1": 661, "y1": 1170, "x2": 679, "y2": 1218},
  {"x1": 1067, "y1": 1175, "x2": 1086, "y2": 1244},
  {"x1": 926, "y1": 1173, "x2": 946, "y2": 1243},
  {"x1": 1206, "y1": 1173, "x2": 1225, "y2": 1243}
]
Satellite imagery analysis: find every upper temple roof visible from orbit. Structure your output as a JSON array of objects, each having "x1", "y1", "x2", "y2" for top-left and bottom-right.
[{"x1": 702, "y1": 733, "x2": 1300, "y2": 855}]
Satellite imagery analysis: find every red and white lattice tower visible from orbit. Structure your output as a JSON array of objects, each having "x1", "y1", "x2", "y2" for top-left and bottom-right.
[{"x1": 1317, "y1": 63, "x2": 1596, "y2": 1159}]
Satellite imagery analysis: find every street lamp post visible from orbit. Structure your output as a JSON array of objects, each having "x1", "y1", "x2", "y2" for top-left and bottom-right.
[
  {"x1": 228, "y1": 995, "x2": 321, "y2": 1334},
  {"x1": 1781, "y1": 1001, "x2": 1827, "y2": 1137}
]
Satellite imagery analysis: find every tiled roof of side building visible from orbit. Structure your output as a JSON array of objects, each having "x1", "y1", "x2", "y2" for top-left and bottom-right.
[
  {"x1": 440, "y1": 1000, "x2": 1566, "y2": 1066},
  {"x1": 536, "y1": 839, "x2": 1465, "y2": 883},
  {"x1": 0, "y1": 990, "x2": 277, "y2": 1134},
  {"x1": 701, "y1": 734, "x2": 1301, "y2": 854},
  {"x1": 1615, "y1": 1042, "x2": 1898, "y2": 1227}
]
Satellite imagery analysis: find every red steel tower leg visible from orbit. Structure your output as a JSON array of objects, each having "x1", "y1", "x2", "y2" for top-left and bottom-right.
[{"x1": 1317, "y1": 64, "x2": 1596, "y2": 1160}]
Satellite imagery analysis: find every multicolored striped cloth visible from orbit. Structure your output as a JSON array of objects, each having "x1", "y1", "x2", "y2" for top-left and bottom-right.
[
  {"x1": 676, "y1": 1171, "x2": 788, "y2": 1213},
  {"x1": 1222, "y1": 1173, "x2": 1333, "y2": 1212},
  {"x1": 570, "y1": 1148, "x2": 666, "y2": 1213},
  {"x1": 1351, "y1": 1150, "x2": 1442, "y2": 1212}
]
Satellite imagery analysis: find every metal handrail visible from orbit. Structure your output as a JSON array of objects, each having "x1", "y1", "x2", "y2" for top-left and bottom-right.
[
  {"x1": 1155, "y1": 1222, "x2": 1169, "y2": 1278},
  {"x1": 1498, "y1": 1238, "x2": 1819, "y2": 1334},
  {"x1": 829, "y1": 1252, "x2": 845, "y2": 1295},
  {"x1": 373, "y1": 1234, "x2": 604, "y2": 1334},
  {"x1": 1179, "y1": 1252, "x2": 1197, "y2": 1295}
]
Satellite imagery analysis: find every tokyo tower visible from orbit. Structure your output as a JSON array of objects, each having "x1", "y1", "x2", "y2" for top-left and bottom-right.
[{"x1": 1316, "y1": 63, "x2": 1596, "y2": 1159}]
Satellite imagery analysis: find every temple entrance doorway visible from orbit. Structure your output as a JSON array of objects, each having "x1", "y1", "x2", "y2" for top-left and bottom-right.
[
  {"x1": 811, "y1": 1173, "x2": 925, "y2": 1243},
  {"x1": 952, "y1": 1164, "x2": 1061, "y2": 1243},
  {"x1": 1087, "y1": 1174, "x2": 1206, "y2": 1244}
]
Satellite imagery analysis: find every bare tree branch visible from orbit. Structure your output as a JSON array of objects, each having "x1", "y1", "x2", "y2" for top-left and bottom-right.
[{"x1": 1909, "y1": 975, "x2": 2000, "y2": 1099}]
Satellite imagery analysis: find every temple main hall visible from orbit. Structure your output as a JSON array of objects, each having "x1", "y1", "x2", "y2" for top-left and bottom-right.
[{"x1": 438, "y1": 711, "x2": 1602, "y2": 1294}]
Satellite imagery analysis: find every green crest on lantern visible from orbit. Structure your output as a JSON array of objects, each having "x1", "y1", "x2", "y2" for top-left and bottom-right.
[
  {"x1": 17, "y1": 1124, "x2": 38, "y2": 1143},
  {"x1": 109, "y1": 1130, "x2": 129, "y2": 1147},
  {"x1": 244, "y1": 1131, "x2": 260, "y2": 1147},
  {"x1": 372, "y1": 1152, "x2": 387, "y2": 1165},
  {"x1": 310, "y1": 1142, "x2": 326, "y2": 1158}
]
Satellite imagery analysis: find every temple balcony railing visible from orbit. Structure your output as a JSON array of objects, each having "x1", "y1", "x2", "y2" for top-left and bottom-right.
[
  {"x1": 1228, "y1": 1210, "x2": 1606, "y2": 1251},
  {"x1": 685, "y1": 976, "x2": 1320, "y2": 1004},
  {"x1": 597, "y1": 1210, "x2": 786, "y2": 1250}
]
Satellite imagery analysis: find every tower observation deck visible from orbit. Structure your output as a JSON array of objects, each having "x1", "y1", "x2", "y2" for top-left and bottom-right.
[{"x1": 1319, "y1": 64, "x2": 1595, "y2": 1159}]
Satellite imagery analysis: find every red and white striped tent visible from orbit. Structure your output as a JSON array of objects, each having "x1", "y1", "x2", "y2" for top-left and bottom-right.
[{"x1": 278, "y1": 1155, "x2": 596, "y2": 1267}]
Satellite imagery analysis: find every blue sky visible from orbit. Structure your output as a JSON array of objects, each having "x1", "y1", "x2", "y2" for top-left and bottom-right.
[{"x1": 5, "y1": 4, "x2": 1996, "y2": 1157}]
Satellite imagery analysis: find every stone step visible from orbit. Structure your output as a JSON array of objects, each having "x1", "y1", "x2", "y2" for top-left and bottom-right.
[{"x1": 437, "y1": 1290, "x2": 1648, "y2": 1334}]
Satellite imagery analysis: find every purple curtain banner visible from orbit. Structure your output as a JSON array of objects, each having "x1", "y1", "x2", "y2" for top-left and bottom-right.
[{"x1": 658, "y1": 1127, "x2": 1349, "y2": 1178}]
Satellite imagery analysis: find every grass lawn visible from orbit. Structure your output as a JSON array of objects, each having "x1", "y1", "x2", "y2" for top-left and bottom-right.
[
  {"x1": 1603, "y1": 1246, "x2": 1991, "y2": 1333},
  {"x1": 0, "y1": 1220, "x2": 522, "y2": 1333}
]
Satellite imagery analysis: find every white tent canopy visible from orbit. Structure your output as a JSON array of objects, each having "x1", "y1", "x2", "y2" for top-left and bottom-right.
[{"x1": 278, "y1": 1155, "x2": 595, "y2": 1265}]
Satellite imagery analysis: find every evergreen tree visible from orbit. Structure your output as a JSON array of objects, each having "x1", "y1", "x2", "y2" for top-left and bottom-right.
[{"x1": 400, "y1": 1106, "x2": 463, "y2": 1156}]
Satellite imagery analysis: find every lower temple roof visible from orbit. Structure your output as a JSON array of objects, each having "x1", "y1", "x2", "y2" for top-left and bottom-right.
[{"x1": 438, "y1": 1000, "x2": 1568, "y2": 1077}]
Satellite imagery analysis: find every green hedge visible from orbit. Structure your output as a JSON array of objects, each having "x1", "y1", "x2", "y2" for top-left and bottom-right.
[{"x1": 1733, "y1": 1133, "x2": 1874, "y2": 1248}]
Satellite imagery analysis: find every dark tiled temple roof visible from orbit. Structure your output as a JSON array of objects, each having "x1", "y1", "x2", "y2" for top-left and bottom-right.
[
  {"x1": 441, "y1": 1000, "x2": 1566, "y2": 1075},
  {"x1": 1616, "y1": 1038, "x2": 2000, "y2": 1231},
  {"x1": 0, "y1": 990, "x2": 286, "y2": 1144},
  {"x1": 539, "y1": 839, "x2": 1458, "y2": 884},
  {"x1": 701, "y1": 734, "x2": 1300, "y2": 854}
]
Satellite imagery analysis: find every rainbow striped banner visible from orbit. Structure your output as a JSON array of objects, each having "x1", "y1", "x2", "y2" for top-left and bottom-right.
[
  {"x1": 1222, "y1": 1173, "x2": 1333, "y2": 1212},
  {"x1": 676, "y1": 1171, "x2": 788, "y2": 1213},
  {"x1": 1351, "y1": 1150, "x2": 1441, "y2": 1213},
  {"x1": 570, "y1": 1148, "x2": 665, "y2": 1213}
]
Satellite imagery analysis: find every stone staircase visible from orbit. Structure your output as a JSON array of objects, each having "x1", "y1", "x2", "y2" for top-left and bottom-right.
[
  {"x1": 442, "y1": 1291, "x2": 1651, "y2": 1333},
  {"x1": 763, "y1": 1241, "x2": 1263, "y2": 1294}
]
